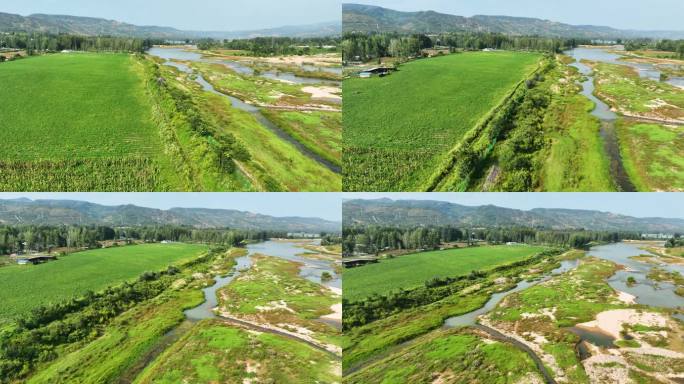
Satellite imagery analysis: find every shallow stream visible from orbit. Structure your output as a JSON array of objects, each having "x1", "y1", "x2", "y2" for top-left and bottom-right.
[
  {"x1": 147, "y1": 47, "x2": 341, "y2": 173},
  {"x1": 184, "y1": 240, "x2": 341, "y2": 321}
]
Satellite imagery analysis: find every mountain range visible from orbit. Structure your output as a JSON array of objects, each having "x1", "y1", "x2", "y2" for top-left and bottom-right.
[
  {"x1": 0, "y1": 12, "x2": 341, "y2": 38},
  {"x1": 0, "y1": 199, "x2": 340, "y2": 233},
  {"x1": 343, "y1": 199, "x2": 684, "y2": 233},
  {"x1": 343, "y1": 3, "x2": 684, "y2": 39}
]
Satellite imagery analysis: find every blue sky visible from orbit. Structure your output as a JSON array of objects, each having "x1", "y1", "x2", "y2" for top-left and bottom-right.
[
  {"x1": 2, "y1": 0, "x2": 342, "y2": 30},
  {"x1": 343, "y1": 193, "x2": 684, "y2": 219},
  {"x1": 0, "y1": 193, "x2": 342, "y2": 222},
  {"x1": 351, "y1": 0, "x2": 684, "y2": 31}
]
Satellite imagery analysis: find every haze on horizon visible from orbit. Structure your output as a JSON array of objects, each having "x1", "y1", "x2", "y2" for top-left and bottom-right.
[
  {"x1": 0, "y1": 193, "x2": 342, "y2": 222},
  {"x1": 343, "y1": 193, "x2": 684, "y2": 220},
  {"x1": 349, "y1": 0, "x2": 684, "y2": 31},
  {"x1": 2, "y1": 0, "x2": 342, "y2": 31}
]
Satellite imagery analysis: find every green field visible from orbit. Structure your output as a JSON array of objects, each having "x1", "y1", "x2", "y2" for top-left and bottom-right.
[
  {"x1": 617, "y1": 120, "x2": 684, "y2": 191},
  {"x1": 347, "y1": 329, "x2": 543, "y2": 384},
  {"x1": 0, "y1": 53, "x2": 182, "y2": 191},
  {"x1": 261, "y1": 109, "x2": 342, "y2": 167},
  {"x1": 343, "y1": 51, "x2": 541, "y2": 191},
  {"x1": 135, "y1": 320, "x2": 339, "y2": 384},
  {"x1": 0, "y1": 243, "x2": 207, "y2": 320},
  {"x1": 344, "y1": 245, "x2": 546, "y2": 302}
]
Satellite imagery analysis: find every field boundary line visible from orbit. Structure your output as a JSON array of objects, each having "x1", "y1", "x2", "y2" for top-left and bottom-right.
[{"x1": 422, "y1": 61, "x2": 545, "y2": 192}]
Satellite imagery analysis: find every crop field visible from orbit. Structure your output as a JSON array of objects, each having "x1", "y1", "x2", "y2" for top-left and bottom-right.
[
  {"x1": 0, "y1": 53, "x2": 181, "y2": 191},
  {"x1": 344, "y1": 245, "x2": 546, "y2": 302},
  {"x1": 135, "y1": 320, "x2": 340, "y2": 383},
  {"x1": 617, "y1": 120, "x2": 684, "y2": 191},
  {"x1": 0, "y1": 243, "x2": 207, "y2": 320},
  {"x1": 343, "y1": 51, "x2": 541, "y2": 191}
]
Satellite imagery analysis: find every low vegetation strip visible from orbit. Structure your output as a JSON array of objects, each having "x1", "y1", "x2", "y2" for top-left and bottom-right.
[
  {"x1": 343, "y1": 245, "x2": 547, "y2": 302},
  {"x1": 343, "y1": 51, "x2": 542, "y2": 191},
  {"x1": 0, "y1": 243, "x2": 207, "y2": 320}
]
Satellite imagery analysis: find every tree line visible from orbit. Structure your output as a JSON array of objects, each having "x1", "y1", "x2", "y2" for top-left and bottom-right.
[
  {"x1": 0, "y1": 31, "x2": 159, "y2": 56},
  {"x1": 624, "y1": 38, "x2": 684, "y2": 58},
  {"x1": 342, "y1": 31, "x2": 583, "y2": 63},
  {"x1": 0, "y1": 225, "x2": 282, "y2": 255},
  {"x1": 196, "y1": 36, "x2": 340, "y2": 56},
  {"x1": 342, "y1": 225, "x2": 642, "y2": 256}
]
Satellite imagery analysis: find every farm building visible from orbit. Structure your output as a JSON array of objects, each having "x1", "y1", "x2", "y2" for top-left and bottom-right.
[
  {"x1": 359, "y1": 67, "x2": 396, "y2": 78},
  {"x1": 16, "y1": 256, "x2": 57, "y2": 265},
  {"x1": 343, "y1": 258, "x2": 379, "y2": 268}
]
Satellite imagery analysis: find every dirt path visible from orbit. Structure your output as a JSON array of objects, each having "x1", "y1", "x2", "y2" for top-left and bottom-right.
[
  {"x1": 474, "y1": 324, "x2": 557, "y2": 384},
  {"x1": 217, "y1": 314, "x2": 340, "y2": 359}
]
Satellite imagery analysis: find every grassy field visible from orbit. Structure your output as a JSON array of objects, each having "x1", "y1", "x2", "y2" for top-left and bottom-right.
[
  {"x1": 343, "y1": 51, "x2": 541, "y2": 191},
  {"x1": 0, "y1": 53, "x2": 181, "y2": 191},
  {"x1": 201, "y1": 92, "x2": 341, "y2": 191},
  {"x1": 0, "y1": 243, "x2": 207, "y2": 320},
  {"x1": 27, "y1": 289, "x2": 203, "y2": 384},
  {"x1": 592, "y1": 61, "x2": 684, "y2": 122},
  {"x1": 344, "y1": 245, "x2": 546, "y2": 302},
  {"x1": 486, "y1": 257, "x2": 623, "y2": 383},
  {"x1": 135, "y1": 320, "x2": 340, "y2": 383},
  {"x1": 347, "y1": 328, "x2": 543, "y2": 384},
  {"x1": 617, "y1": 119, "x2": 684, "y2": 191},
  {"x1": 539, "y1": 59, "x2": 615, "y2": 191},
  {"x1": 343, "y1": 293, "x2": 489, "y2": 370},
  {"x1": 261, "y1": 109, "x2": 342, "y2": 167},
  {"x1": 218, "y1": 254, "x2": 340, "y2": 345}
]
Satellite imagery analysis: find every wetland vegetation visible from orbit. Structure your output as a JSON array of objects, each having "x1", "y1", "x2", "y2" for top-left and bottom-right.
[
  {"x1": 341, "y1": 198, "x2": 684, "y2": 383},
  {"x1": 342, "y1": 5, "x2": 684, "y2": 192}
]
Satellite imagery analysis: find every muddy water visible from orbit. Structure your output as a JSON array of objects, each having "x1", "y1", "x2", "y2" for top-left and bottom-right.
[
  {"x1": 565, "y1": 47, "x2": 636, "y2": 191},
  {"x1": 444, "y1": 259, "x2": 580, "y2": 327},
  {"x1": 587, "y1": 242, "x2": 684, "y2": 309},
  {"x1": 599, "y1": 121, "x2": 636, "y2": 192},
  {"x1": 567, "y1": 326, "x2": 616, "y2": 360},
  {"x1": 184, "y1": 240, "x2": 341, "y2": 321},
  {"x1": 147, "y1": 47, "x2": 341, "y2": 174}
]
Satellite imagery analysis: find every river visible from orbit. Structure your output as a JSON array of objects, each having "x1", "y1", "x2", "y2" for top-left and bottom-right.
[
  {"x1": 184, "y1": 239, "x2": 341, "y2": 321},
  {"x1": 147, "y1": 47, "x2": 341, "y2": 174},
  {"x1": 565, "y1": 47, "x2": 636, "y2": 192},
  {"x1": 444, "y1": 259, "x2": 580, "y2": 328},
  {"x1": 588, "y1": 242, "x2": 684, "y2": 309}
]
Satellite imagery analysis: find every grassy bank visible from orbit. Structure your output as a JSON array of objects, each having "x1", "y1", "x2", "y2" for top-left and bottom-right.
[{"x1": 134, "y1": 320, "x2": 340, "y2": 383}]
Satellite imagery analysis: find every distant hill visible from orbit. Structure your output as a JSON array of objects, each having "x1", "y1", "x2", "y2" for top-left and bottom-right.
[
  {"x1": 0, "y1": 12, "x2": 341, "y2": 38},
  {"x1": 343, "y1": 199, "x2": 684, "y2": 233},
  {"x1": 0, "y1": 199, "x2": 340, "y2": 233},
  {"x1": 343, "y1": 3, "x2": 684, "y2": 39}
]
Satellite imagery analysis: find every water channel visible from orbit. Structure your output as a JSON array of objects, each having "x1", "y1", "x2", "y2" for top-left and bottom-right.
[
  {"x1": 444, "y1": 259, "x2": 581, "y2": 328},
  {"x1": 443, "y1": 242, "x2": 683, "y2": 366},
  {"x1": 565, "y1": 47, "x2": 635, "y2": 191},
  {"x1": 184, "y1": 239, "x2": 341, "y2": 321},
  {"x1": 147, "y1": 47, "x2": 341, "y2": 174},
  {"x1": 588, "y1": 242, "x2": 684, "y2": 309}
]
